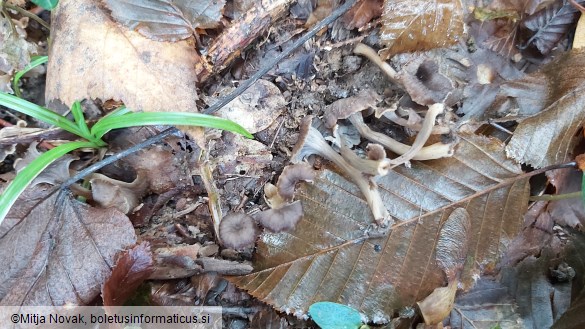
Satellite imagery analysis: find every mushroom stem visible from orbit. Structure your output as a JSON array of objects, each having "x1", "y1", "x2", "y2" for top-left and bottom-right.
[
  {"x1": 292, "y1": 120, "x2": 391, "y2": 226},
  {"x1": 382, "y1": 110, "x2": 451, "y2": 134},
  {"x1": 339, "y1": 137, "x2": 391, "y2": 177},
  {"x1": 388, "y1": 103, "x2": 445, "y2": 166},
  {"x1": 354, "y1": 43, "x2": 401, "y2": 85},
  {"x1": 348, "y1": 111, "x2": 454, "y2": 162}
]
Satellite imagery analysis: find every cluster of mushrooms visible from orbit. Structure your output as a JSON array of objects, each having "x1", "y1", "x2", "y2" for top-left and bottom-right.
[{"x1": 219, "y1": 43, "x2": 461, "y2": 249}]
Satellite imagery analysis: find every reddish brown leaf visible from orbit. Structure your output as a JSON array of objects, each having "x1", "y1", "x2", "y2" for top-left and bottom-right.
[
  {"x1": 102, "y1": 242, "x2": 154, "y2": 307},
  {"x1": 379, "y1": 0, "x2": 465, "y2": 58},
  {"x1": 0, "y1": 189, "x2": 136, "y2": 305},
  {"x1": 343, "y1": 0, "x2": 383, "y2": 30}
]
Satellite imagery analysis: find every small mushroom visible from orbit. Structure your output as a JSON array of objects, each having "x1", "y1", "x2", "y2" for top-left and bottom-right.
[
  {"x1": 323, "y1": 89, "x2": 381, "y2": 129},
  {"x1": 219, "y1": 212, "x2": 259, "y2": 250},
  {"x1": 348, "y1": 111, "x2": 454, "y2": 162},
  {"x1": 276, "y1": 163, "x2": 316, "y2": 201},
  {"x1": 254, "y1": 200, "x2": 304, "y2": 233},
  {"x1": 263, "y1": 182, "x2": 287, "y2": 209},
  {"x1": 291, "y1": 116, "x2": 391, "y2": 226}
]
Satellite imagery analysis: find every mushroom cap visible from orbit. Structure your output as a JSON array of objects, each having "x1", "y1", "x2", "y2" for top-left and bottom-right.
[
  {"x1": 366, "y1": 144, "x2": 386, "y2": 161},
  {"x1": 323, "y1": 89, "x2": 381, "y2": 128},
  {"x1": 254, "y1": 201, "x2": 303, "y2": 233},
  {"x1": 219, "y1": 212, "x2": 260, "y2": 249},
  {"x1": 276, "y1": 163, "x2": 316, "y2": 201}
]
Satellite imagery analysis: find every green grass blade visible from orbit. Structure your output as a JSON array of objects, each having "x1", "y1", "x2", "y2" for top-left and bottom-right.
[
  {"x1": 70, "y1": 101, "x2": 92, "y2": 137},
  {"x1": 31, "y1": 0, "x2": 59, "y2": 10},
  {"x1": 12, "y1": 55, "x2": 49, "y2": 97},
  {"x1": 90, "y1": 112, "x2": 254, "y2": 139},
  {"x1": 0, "y1": 141, "x2": 97, "y2": 225},
  {"x1": 0, "y1": 92, "x2": 83, "y2": 137}
]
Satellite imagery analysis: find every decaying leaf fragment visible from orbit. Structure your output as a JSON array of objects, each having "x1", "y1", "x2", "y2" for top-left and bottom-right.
[
  {"x1": 0, "y1": 14, "x2": 38, "y2": 92},
  {"x1": 0, "y1": 188, "x2": 136, "y2": 305},
  {"x1": 229, "y1": 134, "x2": 529, "y2": 320},
  {"x1": 522, "y1": 0, "x2": 582, "y2": 54},
  {"x1": 418, "y1": 208, "x2": 471, "y2": 325},
  {"x1": 103, "y1": 0, "x2": 226, "y2": 42},
  {"x1": 505, "y1": 49, "x2": 585, "y2": 168},
  {"x1": 379, "y1": 0, "x2": 465, "y2": 58},
  {"x1": 47, "y1": 0, "x2": 201, "y2": 115}
]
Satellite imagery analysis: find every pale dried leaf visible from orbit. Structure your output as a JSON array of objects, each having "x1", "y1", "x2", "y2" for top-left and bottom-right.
[
  {"x1": 215, "y1": 80, "x2": 286, "y2": 134},
  {"x1": 229, "y1": 133, "x2": 529, "y2": 319},
  {"x1": 0, "y1": 189, "x2": 136, "y2": 305},
  {"x1": 505, "y1": 49, "x2": 585, "y2": 168},
  {"x1": 379, "y1": 0, "x2": 465, "y2": 58},
  {"x1": 103, "y1": 0, "x2": 226, "y2": 42},
  {"x1": 0, "y1": 16, "x2": 38, "y2": 75},
  {"x1": 46, "y1": 0, "x2": 200, "y2": 114},
  {"x1": 14, "y1": 142, "x2": 76, "y2": 187}
]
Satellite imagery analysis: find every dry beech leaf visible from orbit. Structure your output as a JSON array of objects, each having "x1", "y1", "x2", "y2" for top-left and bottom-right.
[
  {"x1": 102, "y1": 242, "x2": 154, "y2": 307},
  {"x1": 379, "y1": 0, "x2": 465, "y2": 58},
  {"x1": 0, "y1": 188, "x2": 136, "y2": 305},
  {"x1": 522, "y1": 0, "x2": 582, "y2": 54},
  {"x1": 229, "y1": 133, "x2": 529, "y2": 320},
  {"x1": 448, "y1": 278, "x2": 524, "y2": 329},
  {"x1": 46, "y1": 0, "x2": 201, "y2": 115},
  {"x1": 102, "y1": 0, "x2": 226, "y2": 42},
  {"x1": 505, "y1": 49, "x2": 585, "y2": 168},
  {"x1": 343, "y1": 0, "x2": 384, "y2": 30}
]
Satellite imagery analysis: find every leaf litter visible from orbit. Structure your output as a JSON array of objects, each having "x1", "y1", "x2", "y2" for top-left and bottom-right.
[{"x1": 3, "y1": 0, "x2": 585, "y2": 327}]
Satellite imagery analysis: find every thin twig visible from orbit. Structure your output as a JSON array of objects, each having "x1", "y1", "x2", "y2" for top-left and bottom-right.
[
  {"x1": 5, "y1": 3, "x2": 50, "y2": 30},
  {"x1": 529, "y1": 191, "x2": 581, "y2": 201}
]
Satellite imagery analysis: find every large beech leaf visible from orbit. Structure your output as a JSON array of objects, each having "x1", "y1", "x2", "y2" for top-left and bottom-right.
[
  {"x1": 229, "y1": 133, "x2": 530, "y2": 320},
  {"x1": 0, "y1": 187, "x2": 136, "y2": 305},
  {"x1": 379, "y1": 0, "x2": 465, "y2": 58},
  {"x1": 46, "y1": 0, "x2": 201, "y2": 115},
  {"x1": 505, "y1": 49, "x2": 585, "y2": 168},
  {"x1": 103, "y1": 0, "x2": 226, "y2": 42}
]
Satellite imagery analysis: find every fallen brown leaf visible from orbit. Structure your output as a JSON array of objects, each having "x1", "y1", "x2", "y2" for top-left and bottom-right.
[
  {"x1": 0, "y1": 188, "x2": 136, "y2": 305},
  {"x1": 229, "y1": 133, "x2": 530, "y2": 320},
  {"x1": 102, "y1": 242, "x2": 154, "y2": 307},
  {"x1": 343, "y1": 0, "x2": 383, "y2": 30},
  {"x1": 379, "y1": 0, "x2": 465, "y2": 58}
]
